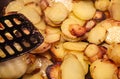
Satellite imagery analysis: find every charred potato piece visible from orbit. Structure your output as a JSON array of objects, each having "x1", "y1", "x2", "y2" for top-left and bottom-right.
[
  {"x1": 46, "y1": 62, "x2": 61, "y2": 79},
  {"x1": 50, "y1": 42, "x2": 67, "y2": 60}
]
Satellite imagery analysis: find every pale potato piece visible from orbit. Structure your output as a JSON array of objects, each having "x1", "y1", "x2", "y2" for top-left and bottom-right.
[
  {"x1": 109, "y1": 0, "x2": 120, "y2": 21},
  {"x1": 63, "y1": 42, "x2": 88, "y2": 52},
  {"x1": 107, "y1": 44, "x2": 120, "y2": 66},
  {"x1": 50, "y1": 42, "x2": 67, "y2": 60},
  {"x1": 5, "y1": 0, "x2": 24, "y2": 13},
  {"x1": 18, "y1": 6, "x2": 41, "y2": 24},
  {"x1": 95, "y1": 0, "x2": 110, "y2": 11},
  {"x1": 73, "y1": 1, "x2": 96, "y2": 20},
  {"x1": 90, "y1": 59, "x2": 118, "y2": 79},
  {"x1": 61, "y1": 54, "x2": 85, "y2": 79},
  {"x1": 45, "y1": 26, "x2": 61, "y2": 34},
  {"x1": 61, "y1": 18, "x2": 84, "y2": 39},
  {"x1": 84, "y1": 44, "x2": 100, "y2": 58},
  {"x1": 105, "y1": 26, "x2": 120, "y2": 44},
  {"x1": 26, "y1": 3, "x2": 42, "y2": 15},
  {"x1": 61, "y1": 33, "x2": 81, "y2": 42},
  {"x1": 34, "y1": 20, "x2": 47, "y2": 31},
  {"x1": 87, "y1": 25, "x2": 106, "y2": 44},
  {"x1": 44, "y1": 2, "x2": 69, "y2": 24},
  {"x1": 55, "y1": 0, "x2": 73, "y2": 11},
  {"x1": 45, "y1": 33, "x2": 61, "y2": 43},
  {"x1": 69, "y1": 51, "x2": 89, "y2": 74}
]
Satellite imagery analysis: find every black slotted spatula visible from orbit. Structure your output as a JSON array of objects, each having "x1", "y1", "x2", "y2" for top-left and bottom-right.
[{"x1": 0, "y1": 13, "x2": 44, "y2": 62}]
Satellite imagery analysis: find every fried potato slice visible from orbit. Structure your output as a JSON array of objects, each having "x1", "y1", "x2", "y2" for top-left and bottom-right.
[
  {"x1": 95, "y1": 0, "x2": 110, "y2": 11},
  {"x1": 69, "y1": 51, "x2": 89, "y2": 74},
  {"x1": 5, "y1": 0, "x2": 24, "y2": 13},
  {"x1": 18, "y1": 6, "x2": 41, "y2": 24},
  {"x1": 90, "y1": 59, "x2": 118, "y2": 79},
  {"x1": 107, "y1": 44, "x2": 120, "y2": 66},
  {"x1": 109, "y1": 0, "x2": 120, "y2": 21},
  {"x1": 50, "y1": 42, "x2": 67, "y2": 60},
  {"x1": 63, "y1": 42, "x2": 88, "y2": 52},
  {"x1": 105, "y1": 26, "x2": 120, "y2": 44},
  {"x1": 26, "y1": 3, "x2": 42, "y2": 15},
  {"x1": 87, "y1": 25, "x2": 106, "y2": 44},
  {"x1": 61, "y1": 54, "x2": 85, "y2": 79},
  {"x1": 73, "y1": 0, "x2": 96, "y2": 20},
  {"x1": 46, "y1": 62, "x2": 61, "y2": 79},
  {"x1": 61, "y1": 18, "x2": 85, "y2": 39},
  {"x1": 44, "y1": 2, "x2": 69, "y2": 25},
  {"x1": 45, "y1": 26, "x2": 61, "y2": 43}
]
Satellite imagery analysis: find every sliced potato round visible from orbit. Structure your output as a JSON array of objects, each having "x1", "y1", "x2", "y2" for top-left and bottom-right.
[
  {"x1": 90, "y1": 59, "x2": 118, "y2": 79},
  {"x1": 109, "y1": 0, "x2": 120, "y2": 21},
  {"x1": 61, "y1": 18, "x2": 85, "y2": 39},
  {"x1": 18, "y1": 6, "x2": 41, "y2": 24},
  {"x1": 63, "y1": 42, "x2": 88, "y2": 52},
  {"x1": 5, "y1": 0, "x2": 24, "y2": 13},
  {"x1": 44, "y1": 2, "x2": 69, "y2": 24},
  {"x1": 95, "y1": 0, "x2": 110, "y2": 11},
  {"x1": 45, "y1": 33, "x2": 61, "y2": 43},
  {"x1": 50, "y1": 42, "x2": 67, "y2": 60},
  {"x1": 73, "y1": 1, "x2": 96, "y2": 20},
  {"x1": 26, "y1": 3, "x2": 42, "y2": 15},
  {"x1": 105, "y1": 26, "x2": 120, "y2": 44},
  {"x1": 61, "y1": 54, "x2": 85, "y2": 79},
  {"x1": 87, "y1": 25, "x2": 106, "y2": 44},
  {"x1": 107, "y1": 44, "x2": 120, "y2": 66},
  {"x1": 69, "y1": 51, "x2": 89, "y2": 74}
]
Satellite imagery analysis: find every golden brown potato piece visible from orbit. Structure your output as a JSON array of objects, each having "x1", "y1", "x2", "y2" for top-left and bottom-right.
[
  {"x1": 50, "y1": 42, "x2": 67, "y2": 60},
  {"x1": 44, "y1": 2, "x2": 69, "y2": 25},
  {"x1": 63, "y1": 42, "x2": 88, "y2": 52},
  {"x1": 61, "y1": 18, "x2": 85, "y2": 39},
  {"x1": 73, "y1": 0, "x2": 96, "y2": 20},
  {"x1": 46, "y1": 62, "x2": 61, "y2": 79},
  {"x1": 107, "y1": 44, "x2": 120, "y2": 66},
  {"x1": 90, "y1": 59, "x2": 118, "y2": 79},
  {"x1": 84, "y1": 44, "x2": 107, "y2": 62},
  {"x1": 87, "y1": 24, "x2": 106, "y2": 44},
  {"x1": 69, "y1": 24, "x2": 86, "y2": 37},
  {"x1": 60, "y1": 54, "x2": 85, "y2": 79},
  {"x1": 30, "y1": 41, "x2": 51, "y2": 54}
]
